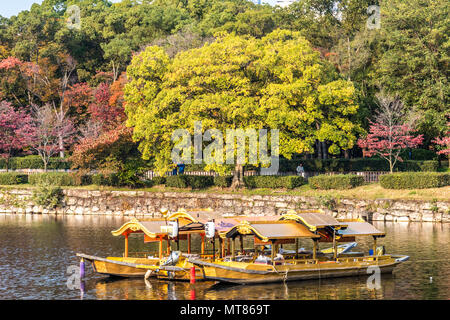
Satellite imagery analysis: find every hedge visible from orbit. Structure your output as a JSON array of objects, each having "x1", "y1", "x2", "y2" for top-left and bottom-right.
[
  {"x1": 165, "y1": 175, "x2": 214, "y2": 189},
  {"x1": 379, "y1": 172, "x2": 450, "y2": 189},
  {"x1": 213, "y1": 176, "x2": 233, "y2": 188},
  {"x1": 277, "y1": 158, "x2": 439, "y2": 173},
  {"x1": 91, "y1": 173, "x2": 119, "y2": 186},
  {"x1": 0, "y1": 173, "x2": 28, "y2": 185},
  {"x1": 308, "y1": 174, "x2": 365, "y2": 190},
  {"x1": 151, "y1": 176, "x2": 166, "y2": 185},
  {"x1": 0, "y1": 156, "x2": 71, "y2": 170},
  {"x1": 28, "y1": 172, "x2": 91, "y2": 186},
  {"x1": 244, "y1": 175, "x2": 305, "y2": 189},
  {"x1": 0, "y1": 156, "x2": 439, "y2": 173}
]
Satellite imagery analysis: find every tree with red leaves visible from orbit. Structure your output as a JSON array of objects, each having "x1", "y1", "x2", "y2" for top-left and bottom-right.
[
  {"x1": 88, "y1": 82, "x2": 126, "y2": 131},
  {"x1": 30, "y1": 104, "x2": 77, "y2": 171},
  {"x1": 357, "y1": 94, "x2": 424, "y2": 173},
  {"x1": 0, "y1": 101, "x2": 35, "y2": 171},
  {"x1": 70, "y1": 125, "x2": 134, "y2": 171},
  {"x1": 433, "y1": 119, "x2": 450, "y2": 168}
]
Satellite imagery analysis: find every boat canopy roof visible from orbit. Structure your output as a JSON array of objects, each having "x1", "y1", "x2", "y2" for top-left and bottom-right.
[
  {"x1": 337, "y1": 222, "x2": 385, "y2": 237},
  {"x1": 225, "y1": 221, "x2": 320, "y2": 242},
  {"x1": 211, "y1": 216, "x2": 279, "y2": 238},
  {"x1": 279, "y1": 211, "x2": 347, "y2": 231},
  {"x1": 111, "y1": 219, "x2": 170, "y2": 238},
  {"x1": 111, "y1": 209, "x2": 202, "y2": 237}
]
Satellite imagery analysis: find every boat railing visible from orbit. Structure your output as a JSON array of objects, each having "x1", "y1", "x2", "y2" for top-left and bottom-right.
[
  {"x1": 337, "y1": 255, "x2": 391, "y2": 263},
  {"x1": 127, "y1": 251, "x2": 160, "y2": 258}
]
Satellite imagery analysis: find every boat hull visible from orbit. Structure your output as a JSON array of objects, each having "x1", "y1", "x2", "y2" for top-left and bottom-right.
[
  {"x1": 190, "y1": 255, "x2": 407, "y2": 284},
  {"x1": 77, "y1": 253, "x2": 159, "y2": 278}
]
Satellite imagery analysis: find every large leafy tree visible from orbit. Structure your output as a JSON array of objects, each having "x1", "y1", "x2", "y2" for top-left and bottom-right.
[
  {"x1": 375, "y1": 0, "x2": 449, "y2": 145},
  {"x1": 124, "y1": 30, "x2": 361, "y2": 183},
  {"x1": 357, "y1": 94, "x2": 424, "y2": 173},
  {"x1": 0, "y1": 101, "x2": 35, "y2": 171}
]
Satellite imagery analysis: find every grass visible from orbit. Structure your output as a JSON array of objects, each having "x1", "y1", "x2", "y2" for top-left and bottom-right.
[{"x1": 1, "y1": 183, "x2": 449, "y2": 201}]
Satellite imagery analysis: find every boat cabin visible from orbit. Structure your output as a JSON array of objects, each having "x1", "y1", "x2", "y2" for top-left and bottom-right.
[{"x1": 223, "y1": 220, "x2": 320, "y2": 265}]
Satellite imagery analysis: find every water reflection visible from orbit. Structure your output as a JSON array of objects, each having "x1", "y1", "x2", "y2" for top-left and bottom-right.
[{"x1": 0, "y1": 214, "x2": 448, "y2": 300}]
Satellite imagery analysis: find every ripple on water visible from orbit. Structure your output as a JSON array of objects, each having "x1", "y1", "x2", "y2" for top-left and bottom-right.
[{"x1": 0, "y1": 214, "x2": 448, "y2": 300}]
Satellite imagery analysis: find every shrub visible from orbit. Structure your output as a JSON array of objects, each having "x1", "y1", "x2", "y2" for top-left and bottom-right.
[
  {"x1": 0, "y1": 156, "x2": 71, "y2": 170},
  {"x1": 379, "y1": 172, "x2": 450, "y2": 189},
  {"x1": 308, "y1": 174, "x2": 365, "y2": 190},
  {"x1": 214, "y1": 176, "x2": 233, "y2": 188},
  {"x1": 399, "y1": 148, "x2": 437, "y2": 161},
  {"x1": 165, "y1": 175, "x2": 214, "y2": 189},
  {"x1": 419, "y1": 160, "x2": 439, "y2": 172},
  {"x1": 91, "y1": 173, "x2": 119, "y2": 186},
  {"x1": 151, "y1": 176, "x2": 166, "y2": 185},
  {"x1": 244, "y1": 175, "x2": 305, "y2": 189},
  {"x1": 186, "y1": 176, "x2": 214, "y2": 189},
  {"x1": 32, "y1": 182, "x2": 64, "y2": 208},
  {"x1": 28, "y1": 172, "x2": 90, "y2": 186},
  {"x1": 165, "y1": 175, "x2": 189, "y2": 188},
  {"x1": 277, "y1": 158, "x2": 439, "y2": 172},
  {"x1": 0, "y1": 173, "x2": 28, "y2": 185}
]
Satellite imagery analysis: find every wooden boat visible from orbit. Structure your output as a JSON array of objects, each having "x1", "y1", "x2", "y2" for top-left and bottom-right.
[
  {"x1": 188, "y1": 212, "x2": 409, "y2": 284},
  {"x1": 77, "y1": 209, "x2": 280, "y2": 280},
  {"x1": 77, "y1": 209, "x2": 208, "y2": 278}
]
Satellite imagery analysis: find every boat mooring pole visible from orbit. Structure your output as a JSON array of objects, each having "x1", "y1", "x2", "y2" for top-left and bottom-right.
[
  {"x1": 188, "y1": 234, "x2": 191, "y2": 254},
  {"x1": 212, "y1": 236, "x2": 216, "y2": 262},
  {"x1": 333, "y1": 229, "x2": 337, "y2": 260},
  {"x1": 80, "y1": 258, "x2": 85, "y2": 279},
  {"x1": 271, "y1": 241, "x2": 275, "y2": 266},
  {"x1": 373, "y1": 236, "x2": 377, "y2": 256},
  {"x1": 313, "y1": 239, "x2": 317, "y2": 261},
  {"x1": 124, "y1": 233, "x2": 129, "y2": 258},
  {"x1": 201, "y1": 234, "x2": 205, "y2": 255},
  {"x1": 239, "y1": 235, "x2": 244, "y2": 254},
  {"x1": 220, "y1": 237, "x2": 224, "y2": 258},
  {"x1": 231, "y1": 238, "x2": 236, "y2": 260},
  {"x1": 190, "y1": 266, "x2": 196, "y2": 284}
]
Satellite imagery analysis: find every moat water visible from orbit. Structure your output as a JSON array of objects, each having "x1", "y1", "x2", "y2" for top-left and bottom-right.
[{"x1": 0, "y1": 214, "x2": 448, "y2": 300}]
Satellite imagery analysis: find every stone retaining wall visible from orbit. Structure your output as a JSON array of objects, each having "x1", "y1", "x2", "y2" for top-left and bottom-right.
[{"x1": 0, "y1": 189, "x2": 449, "y2": 223}]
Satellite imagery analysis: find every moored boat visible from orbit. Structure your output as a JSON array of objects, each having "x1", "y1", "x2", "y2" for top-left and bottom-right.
[{"x1": 188, "y1": 212, "x2": 409, "y2": 284}]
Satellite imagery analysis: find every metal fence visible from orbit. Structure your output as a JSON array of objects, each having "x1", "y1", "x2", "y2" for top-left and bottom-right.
[
  {"x1": 143, "y1": 170, "x2": 388, "y2": 183},
  {"x1": 1, "y1": 168, "x2": 388, "y2": 183}
]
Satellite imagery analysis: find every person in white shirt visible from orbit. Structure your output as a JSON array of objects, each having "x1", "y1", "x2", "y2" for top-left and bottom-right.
[{"x1": 296, "y1": 163, "x2": 305, "y2": 177}]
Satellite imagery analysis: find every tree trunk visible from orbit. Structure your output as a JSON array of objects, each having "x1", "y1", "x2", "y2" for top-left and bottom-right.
[
  {"x1": 321, "y1": 141, "x2": 328, "y2": 159},
  {"x1": 316, "y1": 140, "x2": 323, "y2": 159},
  {"x1": 347, "y1": 36, "x2": 351, "y2": 81},
  {"x1": 389, "y1": 157, "x2": 393, "y2": 173},
  {"x1": 231, "y1": 164, "x2": 244, "y2": 189},
  {"x1": 59, "y1": 134, "x2": 64, "y2": 158},
  {"x1": 344, "y1": 149, "x2": 350, "y2": 159}
]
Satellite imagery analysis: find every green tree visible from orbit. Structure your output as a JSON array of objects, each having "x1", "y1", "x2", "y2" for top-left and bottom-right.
[
  {"x1": 124, "y1": 30, "x2": 361, "y2": 185},
  {"x1": 375, "y1": 0, "x2": 449, "y2": 145}
]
